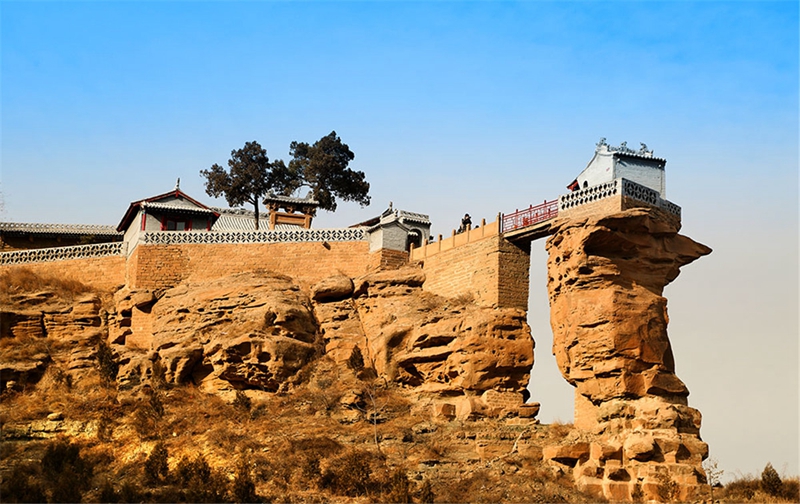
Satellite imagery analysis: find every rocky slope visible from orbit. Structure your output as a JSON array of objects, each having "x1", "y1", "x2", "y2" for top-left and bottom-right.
[
  {"x1": 0, "y1": 266, "x2": 572, "y2": 504},
  {"x1": 544, "y1": 207, "x2": 712, "y2": 502}
]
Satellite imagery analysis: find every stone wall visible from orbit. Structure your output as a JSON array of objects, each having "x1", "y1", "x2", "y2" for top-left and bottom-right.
[
  {"x1": 0, "y1": 255, "x2": 126, "y2": 293},
  {"x1": 416, "y1": 233, "x2": 530, "y2": 310},
  {"x1": 129, "y1": 241, "x2": 372, "y2": 291}
]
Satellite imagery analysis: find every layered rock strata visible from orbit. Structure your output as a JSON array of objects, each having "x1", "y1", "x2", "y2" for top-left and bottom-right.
[{"x1": 545, "y1": 207, "x2": 712, "y2": 501}]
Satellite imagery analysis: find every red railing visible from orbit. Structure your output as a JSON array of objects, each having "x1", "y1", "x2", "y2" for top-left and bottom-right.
[{"x1": 501, "y1": 199, "x2": 558, "y2": 232}]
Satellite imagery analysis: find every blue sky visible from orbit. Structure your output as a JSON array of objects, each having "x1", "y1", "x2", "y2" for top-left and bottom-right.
[{"x1": 2, "y1": 1, "x2": 798, "y2": 480}]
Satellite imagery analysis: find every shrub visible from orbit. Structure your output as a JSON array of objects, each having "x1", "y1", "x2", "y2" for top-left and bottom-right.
[
  {"x1": 96, "y1": 340, "x2": 119, "y2": 385},
  {"x1": 231, "y1": 457, "x2": 259, "y2": 503},
  {"x1": 418, "y1": 480, "x2": 435, "y2": 504},
  {"x1": 1, "y1": 462, "x2": 47, "y2": 503},
  {"x1": 347, "y1": 346, "x2": 365, "y2": 372},
  {"x1": 383, "y1": 468, "x2": 412, "y2": 503},
  {"x1": 321, "y1": 448, "x2": 375, "y2": 497},
  {"x1": 152, "y1": 359, "x2": 168, "y2": 390},
  {"x1": 132, "y1": 392, "x2": 166, "y2": 439},
  {"x1": 41, "y1": 439, "x2": 94, "y2": 503},
  {"x1": 762, "y1": 462, "x2": 783, "y2": 496},
  {"x1": 144, "y1": 441, "x2": 169, "y2": 485},
  {"x1": 233, "y1": 390, "x2": 252, "y2": 415},
  {"x1": 724, "y1": 476, "x2": 759, "y2": 501},
  {"x1": 175, "y1": 454, "x2": 229, "y2": 503},
  {"x1": 781, "y1": 478, "x2": 800, "y2": 501}
]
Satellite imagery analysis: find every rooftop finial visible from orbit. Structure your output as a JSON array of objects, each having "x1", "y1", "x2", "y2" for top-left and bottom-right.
[{"x1": 175, "y1": 177, "x2": 181, "y2": 191}]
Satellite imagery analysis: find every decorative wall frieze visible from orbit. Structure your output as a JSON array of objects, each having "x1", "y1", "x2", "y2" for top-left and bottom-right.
[
  {"x1": 140, "y1": 227, "x2": 367, "y2": 245},
  {"x1": 558, "y1": 178, "x2": 681, "y2": 217},
  {"x1": 0, "y1": 241, "x2": 126, "y2": 265}
]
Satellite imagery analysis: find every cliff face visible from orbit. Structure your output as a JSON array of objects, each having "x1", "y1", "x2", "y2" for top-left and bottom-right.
[
  {"x1": 1, "y1": 266, "x2": 534, "y2": 421},
  {"x1": 545, "y1": 207, "x2": 712, "y2": 501},
  {"x1": 315, "y1": 268, "x2": 534, "y2": 418}
]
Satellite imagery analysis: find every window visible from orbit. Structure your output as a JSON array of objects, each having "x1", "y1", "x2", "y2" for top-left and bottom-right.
[{"x1": 161, "y1": 216, "x2": 192, "y2": 231}]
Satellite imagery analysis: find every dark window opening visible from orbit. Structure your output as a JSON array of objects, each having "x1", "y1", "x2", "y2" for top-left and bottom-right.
[
  {"x1": 161, "y1": 216, "x2": 192, "y2": 231},
  {"x1": 406, "y1": 230, "x2": 422, "y2": 251}
]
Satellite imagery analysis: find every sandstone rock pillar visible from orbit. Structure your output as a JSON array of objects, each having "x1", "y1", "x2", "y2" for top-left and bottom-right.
[{"x1": 545, "y1": 206, "x2": 712, "y2": 502}]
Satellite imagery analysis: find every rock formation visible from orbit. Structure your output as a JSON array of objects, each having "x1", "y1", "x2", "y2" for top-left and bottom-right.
[
  {"x1": 0, "y1": 282, "x2": 108, "y2": 392},
  {"x1": 1, "y1": 265, "x2": 534, "y2": 421},
  {"x1": 545, "y1": 206, "x2": 712, "y2": 501},
  {"x1": 111, "y1": 272, "x2": 320, "y2": 395},
  {"x1": 315, "y1": 267, "x2": 534, "y2": 419}
]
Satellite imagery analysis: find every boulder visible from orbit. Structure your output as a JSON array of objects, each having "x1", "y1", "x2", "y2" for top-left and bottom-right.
[{"x1": 311, "y1": 275, "x2": 354, "y2": 302}]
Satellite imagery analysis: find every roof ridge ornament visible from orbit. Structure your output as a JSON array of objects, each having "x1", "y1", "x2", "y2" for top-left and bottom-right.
[
  {"x1": 175, "y1": 178, "x2": 181, "y2": 191},
  {"x1": 601, "y1": 139, "x2": 654, "y2": 156}
]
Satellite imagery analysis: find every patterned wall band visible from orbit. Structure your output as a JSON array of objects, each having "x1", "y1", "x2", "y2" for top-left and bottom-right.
[
  {"x1": 0, "y1": 241, "x2": 126, "y2": 265},
  {"x1": 558, "y1": 178, "x2": 681, "y2": 217},
  {"x1": 558, "y1": 179, "x2": 621, "y2": 210},
  {"x1": 140, "y1": 227, "x2": 367, "y2": 245}
]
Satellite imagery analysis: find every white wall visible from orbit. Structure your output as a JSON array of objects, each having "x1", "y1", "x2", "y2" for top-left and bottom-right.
[{"x1": 616, "y1": 158, "x2": 666, "y2": 197}]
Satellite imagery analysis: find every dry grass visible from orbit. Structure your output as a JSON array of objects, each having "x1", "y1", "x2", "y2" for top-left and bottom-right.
[
  {"x1": 715, "y1": 472, "x2": 800, "y2": 503},
  {"x1": 1, "y1": 360, "x2": 606, "y2": 503},
  {"x1": 0, "y1": 268, "x2": 91, "y2": 304},
  {"x1": 547, "y1": 419, "x2": 574, "y2": 439}
]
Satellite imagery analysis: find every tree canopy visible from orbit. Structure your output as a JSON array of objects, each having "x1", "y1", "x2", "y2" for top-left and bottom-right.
[
  {"x1": 287, "y1": 131, "x2": 370, "y2": 212},
  {"x1": 201, "y1": 133, "x2": 370, "y2": 228},
  {"x1": 200, "y1": 141, "x2": 289, "y2": 230}
]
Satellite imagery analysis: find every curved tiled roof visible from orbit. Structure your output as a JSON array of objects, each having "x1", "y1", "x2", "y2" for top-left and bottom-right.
[
  {"x1": 211, "y1": 213, "x2": 271, "y2": 231},
  {"x1": 264, "y1": 193, "x2": 320, "y2": 206},
  {"x1": 117, "y1": 188, "x2": 219, "y2": 231},
  {"x1": 142, "y1": 201, "x2": 216, "y2": 213},
  {"x1": 0, "y1": 222, "x2": 122, "y2": 236}
]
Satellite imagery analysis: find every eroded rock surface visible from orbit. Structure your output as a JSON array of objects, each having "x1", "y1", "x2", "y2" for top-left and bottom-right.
[
  {"x1": 545, "y1": 207, "x2": 712, "y2": 502},
  {"x1": 1, "y1": 288, "x2": 107, "y2": 392},
  {"x1": 113, "y1": 272, "x2": 320, "y2": 395},
  {"x1": 314, "y1": 267, "x2": 535, "y2": 418}
]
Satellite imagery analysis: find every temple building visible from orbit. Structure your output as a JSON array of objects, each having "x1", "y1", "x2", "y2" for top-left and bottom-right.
[
  {"x1": 568, "y1": 138, "x2": 667, "y2": 196},
  {"x1": 352, "y1": 203, "x2": 431, "y2": 252}
]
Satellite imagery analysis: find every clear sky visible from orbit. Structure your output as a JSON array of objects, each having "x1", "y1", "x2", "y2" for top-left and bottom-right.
[{"x1": 2, "y1": 0, "x2": 797, "y2": 481}]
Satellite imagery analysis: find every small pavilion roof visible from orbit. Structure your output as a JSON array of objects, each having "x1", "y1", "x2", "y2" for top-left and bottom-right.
[
  {"x1": 263, "y1": 193, "x2": 320, "y2": 207},
  {"x1": 116, "y1": 188, "x2": 219, "y2": 232}
]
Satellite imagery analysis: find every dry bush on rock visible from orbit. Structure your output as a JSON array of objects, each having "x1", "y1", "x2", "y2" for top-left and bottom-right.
[{"x1": 0, "y1": 268, "x2": 90, "y2": 303}]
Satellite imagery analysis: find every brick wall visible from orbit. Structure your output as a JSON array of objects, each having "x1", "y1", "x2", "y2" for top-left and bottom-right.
[
  {"x1": 129, "y1": 241, "x2": 372, "y2": 291},
  {"x1": 410, "y1": 219, "x2": 500, "y2": 261},
  {"x1": 368, "y1": 248, "x2": 409, "y2": 270},
  {"x1": 417, "y1": 234, "x2": 530, "y2": 310},
  {"x1": 0, "y1": 256, "x2": 126, "y2": 293}
]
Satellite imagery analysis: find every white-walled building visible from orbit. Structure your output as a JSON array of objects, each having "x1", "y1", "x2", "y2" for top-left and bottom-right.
[
  {"x1": 568, "y1": 138, "x2": 667, "y2": 197},
  {"x1": 353, "y1": 204, "x2": 432, "y2": 253}
]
